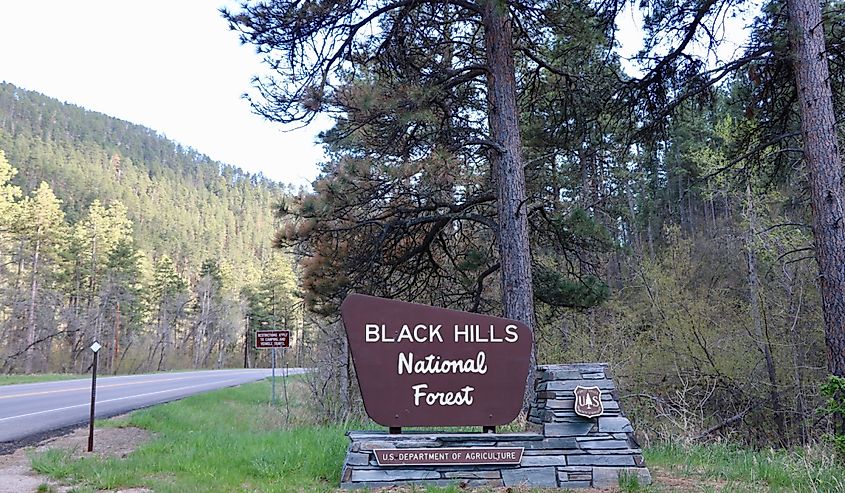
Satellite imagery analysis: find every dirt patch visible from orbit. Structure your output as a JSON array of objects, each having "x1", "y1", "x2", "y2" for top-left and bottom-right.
[
  {"x1": 649, "y1": 466, "x2": 734, "y2": 492},
  {"x1": 0, "y1": 423, "x2": 152, "y2": 493}
]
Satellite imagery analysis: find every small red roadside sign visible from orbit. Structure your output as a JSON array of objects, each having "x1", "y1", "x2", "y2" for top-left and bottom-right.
[{"x1": 255, "y1": 329, "x2": 290, "y2": 349}]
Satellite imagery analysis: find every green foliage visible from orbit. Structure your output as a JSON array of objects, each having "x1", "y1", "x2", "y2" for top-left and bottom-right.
[
  {"x1": 150, "y1": 255, "x2": 187, "y2": 303},
  {"x1": 820, "y1": 375, "x2": 845, "y2": 459},
  {"x1": 245, "y1": 253, "x2": 300, "y2": 326},
  {"x1": 198, "y1": 258, "x2": 223, "y2": 293},
  {"x1": 23, "y1": 182, "x2": 67, "y2": 240},
  {"x1": 0, "y1": 81, "x2": 287, "y2": 291},
  {"x1": 533, "y1": 264, "x2": 608, "y2": 308},
  {"x1": 0, "y1": 149, "x2": 22, "y2": 224},
  {"x1": 0, "y1": 82, "x2": 301, "y2": 373}
]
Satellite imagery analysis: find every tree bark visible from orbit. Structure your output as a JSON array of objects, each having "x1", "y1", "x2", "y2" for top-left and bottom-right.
[
  {"x1": 482, "y1": 0, "x2": 537, "y2": 406},
  {"x1": 787, "y1": 0, "x2": 845, "y2": 377}
]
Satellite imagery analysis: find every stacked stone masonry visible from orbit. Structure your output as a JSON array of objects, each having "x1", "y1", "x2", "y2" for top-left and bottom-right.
[{"x1": 340, "y1": 363, "x2": 651, "y2": 489}]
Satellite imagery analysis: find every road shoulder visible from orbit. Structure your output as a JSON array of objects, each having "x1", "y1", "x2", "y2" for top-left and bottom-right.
[{"x1": 0, "y1": 421, "x2": 151, "y2": 493}]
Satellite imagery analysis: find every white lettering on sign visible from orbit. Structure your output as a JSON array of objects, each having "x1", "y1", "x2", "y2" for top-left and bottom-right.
[
  {"x1": 374, "y1": 447, "x2": 524, "y2": 466},
  {"x1": 361, "y1": 317, "x2": 523, "y2": 415},
  {"x1": 364, "y1": 323, "x2": 519, "y2": 343},
  {"x1": 397, "y1": 351, "x2": 488, "y2": 375},
  {"x1": 365, "y1": 324, "x2": 444, "y2": 343},
  {"x1": 577, "y1": 392, "x2": 599, "y2": 408},
  {"x1": 452, "y1": 324, "x2": 519, "y2": 343},
  {"x1": 412, "y1": 383, "x2": 475, "y2": 406}
]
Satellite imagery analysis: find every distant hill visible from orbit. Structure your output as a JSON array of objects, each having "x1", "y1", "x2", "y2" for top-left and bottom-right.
[{"x1": 0, "y1": 81, "x2": 289, "y2": 287}]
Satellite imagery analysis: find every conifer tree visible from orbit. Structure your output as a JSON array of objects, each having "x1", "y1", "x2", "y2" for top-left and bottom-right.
[
  {"x1": 221, "y1": 0, "x2": 621, "y2": 342},
  {"x1": 20, "y1": 183, "x2": 67, "y2": 373},
  {"x1": 149, "y1": 254, "x2": 188, "y2": 370},
  {"x1": 0, "y1": 150, "x2": 21, "y2": 227},
  {"x1": 101, "y1": 239, "x2": 145, "y2": 373}
]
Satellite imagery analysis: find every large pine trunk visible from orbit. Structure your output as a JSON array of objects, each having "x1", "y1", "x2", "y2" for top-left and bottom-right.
[
  {"x1": 482, "y1": 1, "x2": 537, "y2": 406},
  {"x1": 787, "y1": 0, "x2": 845, "y2": 377}
]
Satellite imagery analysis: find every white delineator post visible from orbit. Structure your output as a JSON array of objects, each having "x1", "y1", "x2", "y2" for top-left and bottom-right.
[{"x1": 87, "y1": 340, "x2": 101, "y2": 452}]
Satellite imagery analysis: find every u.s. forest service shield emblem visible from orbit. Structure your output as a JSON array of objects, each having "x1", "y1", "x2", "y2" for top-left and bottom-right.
[{"x1": 573, "y1": 385, "x2": 603, "y2": 418}]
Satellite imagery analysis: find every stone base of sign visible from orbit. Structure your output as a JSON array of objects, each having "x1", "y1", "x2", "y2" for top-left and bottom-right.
[{"x1": 340, "y1": 363, "x2": 650, "y2": 489}]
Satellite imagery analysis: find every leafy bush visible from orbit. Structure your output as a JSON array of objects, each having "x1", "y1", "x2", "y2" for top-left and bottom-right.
[{"x1": 820, "y1": 375, "x2": 845, "y2": 460}]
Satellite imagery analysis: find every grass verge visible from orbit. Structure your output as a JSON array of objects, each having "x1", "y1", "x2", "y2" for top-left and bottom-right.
[
  {"x1": 0, "y1": 369, "x2": 240, "y2": 387},
  {"x1": 27, "y1": 377, "x2": 845, "y2": 492},
  {"x1": 0, "y1": 374, "x2": 85, "y2": 385},
  {"x1": 31, "y1": 377, "x2": 349, "y2": 493},
  {"x1": 644, "y1": 441, "x2": 845, "y2": 492}
]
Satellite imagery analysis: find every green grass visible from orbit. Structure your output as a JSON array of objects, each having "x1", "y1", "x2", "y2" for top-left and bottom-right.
[
  {"x1": 0, "y1": 374, "x2": 86, "y2": 385},
  {"x1": 645, "y1": 441, "x2": 845, "y2": 492},
  {"x1": 31, "y1": 377, "x2": 349, "y2": 493},
  {"x1": 35, "y1": 483, "x2": 57, "y2": 493},
  {"x1": 27, "y1": 377, "x2": 845, "y2": 493}
]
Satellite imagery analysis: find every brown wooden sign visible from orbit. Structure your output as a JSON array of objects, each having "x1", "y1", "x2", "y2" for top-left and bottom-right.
[
  {"x1": 255, "y1": 329, "x2": 290, "y2": 349},
  {"x1": 573, "y1": 385, "x2": 603, "y2": 418},
  {"x1": 374, "y1": 447, "x2": 523, "y2": 466},
  {"x1": 340, "y1": 294, "x2": 533, "y2": 427}
]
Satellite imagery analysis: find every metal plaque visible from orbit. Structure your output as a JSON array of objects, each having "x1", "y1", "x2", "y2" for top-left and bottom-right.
[
  {"x1": 374, "y1": 447, "x2": 523, "y2": 466},
  {"x1": 341, "y1": 294, "x2": 533, "y2": 427},
  {"x1": 255, "y1": 329, "x2": 290, "y2": 349},
  {"x1": 573, "y1": 385, "x2": 603, "y2": 418}
]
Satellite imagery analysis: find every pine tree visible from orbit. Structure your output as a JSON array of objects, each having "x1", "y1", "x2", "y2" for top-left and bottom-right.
[
  {"x1": 149, "y1": 254, "x2": 187, "y2": 370},
  {"x1": 101, "y1": 239, "x2": 145, "y2": 373},
  {"x1": 221, "y1": 0, "x2": 622, "y2": 350},
  {"x1": 20, "y1": 182, "x2": 67, "y2": 373}
]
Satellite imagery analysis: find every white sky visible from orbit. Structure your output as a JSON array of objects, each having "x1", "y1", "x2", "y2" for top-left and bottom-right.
[
  {"x1": 0, "y1": 0, "x2": 329, "y2": 188},
  {"x1": 0, "y1": 1, "x2": 754, "y2": 188}
]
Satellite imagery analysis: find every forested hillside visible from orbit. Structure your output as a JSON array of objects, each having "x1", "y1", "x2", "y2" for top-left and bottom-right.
[{"x1": 0, "y1": 82, "x2": 300, "y2": 374}]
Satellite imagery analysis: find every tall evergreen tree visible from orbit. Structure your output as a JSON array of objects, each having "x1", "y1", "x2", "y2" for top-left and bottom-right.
[
  {"x1": 101, "y1": 239, "x2": 146, "y2": 373},
  {"x1": 148, "y1": 254, "x2": 188, "y2": 370},
  {"x1": 223, "y1": 1, "x2": 623, "y2": 401},
  {"x1": 20, "y1": 182, "x2": 67, "y2": 372},
  {"x1": 223, "y1": 0, "x2": 615, "y2": 337}
]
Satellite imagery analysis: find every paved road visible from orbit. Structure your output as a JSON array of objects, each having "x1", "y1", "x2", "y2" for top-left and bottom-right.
[{"x1": 0, "y1": 368, "x2": 306, "y2": 445}]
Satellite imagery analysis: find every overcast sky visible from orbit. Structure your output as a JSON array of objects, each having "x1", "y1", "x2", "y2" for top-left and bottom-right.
[{"x1": 0, "y1": 2, "x2": 752, "y2": 188}]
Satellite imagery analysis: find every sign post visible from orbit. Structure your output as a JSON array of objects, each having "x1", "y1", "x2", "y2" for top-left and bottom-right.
[
  {"x1": 281, "y1": 343, "x2": 290, "y2": 423},
  {"x1": 255, "y1": 329, "x2": 289, "y2": 405},
  {"x1": 87, "y1": 340, "x2": 101, "y2": 452},
  {"x1": 271, "y1": 347, "x2": 276, "y2": 404}
]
